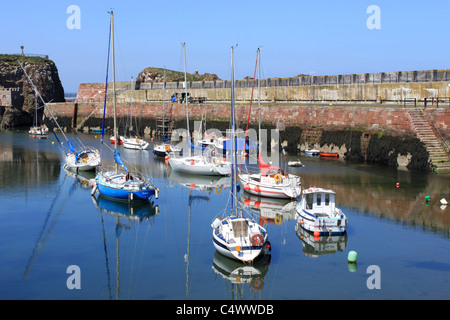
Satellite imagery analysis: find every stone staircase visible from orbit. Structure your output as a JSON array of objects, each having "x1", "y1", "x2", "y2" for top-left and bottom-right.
[
  {"x1": 76, "y1": 104, "x2": 103, "y2": 131},
  {"x1": 408, "y1": 108, "x2": 450, "y2": 174}
]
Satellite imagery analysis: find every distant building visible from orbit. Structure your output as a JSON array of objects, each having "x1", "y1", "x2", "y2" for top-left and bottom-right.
[{"x1": 0, "y1": 86, "x2": 22, "y2": 108}]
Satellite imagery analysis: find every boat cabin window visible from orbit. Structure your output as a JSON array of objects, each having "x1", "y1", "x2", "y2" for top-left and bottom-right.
[
  {"x1": 316, "y1": 193, "x2": 321, "y2": 206},
  {"x1": 325, "y1": 193, "x2": 330, "y2": 205},
  {"x1": 306, "y1": 194, "x2": 313, "y2": 209}
]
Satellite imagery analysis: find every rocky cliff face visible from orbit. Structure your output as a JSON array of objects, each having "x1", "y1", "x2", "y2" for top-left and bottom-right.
[
  {"x1": 136, "y1": 67, "x2": 220, "y2": 84},
  {"x1": 0, "y1": 54, "x2": 65, "y2": 128}
]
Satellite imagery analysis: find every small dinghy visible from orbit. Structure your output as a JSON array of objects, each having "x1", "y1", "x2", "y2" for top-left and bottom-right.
[
  {"x1": 319, "y1": 152, "x2": 339, "y2": 158},
  {"x1": 288, "y1": 159, "x2": 304, "y2": 167},
  {"x1": 304, "y1": 149, "x2": 320, "y2": 156}
]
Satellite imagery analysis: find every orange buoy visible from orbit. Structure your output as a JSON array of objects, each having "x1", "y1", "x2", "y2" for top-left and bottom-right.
[
  {"x1": 244, "y1": 184, "x2": 250, "y2": 190},
  {"x1": 190, "y1": 184, "x2": 195, "y2": 189},
  {"x1": 313, "y1": 231, "x2": 320, "y2": 237},
  {"x1": 300, "y1": 220, "x2": 304, "y2": 225},
  {"x1": 151, "y1": 138, "x2": 154, "y2": 142},
  {"x1": 244, "y1": 199, "x2": 250, "y2": 206},
  {"x1": 190, "y1": 160, "x2": 195, "y2": 165},
  {"x1": 254, "y1": 186, "x2": 261, "y2": 193},
  {"x1": 33, "y1": 135, "x2": 36, "y2": 139},
  {"x1": 254, "y1": 201, "x2": 261, "y2": 208},
  {"x1": 165, "y1": 155, "x2": 169, "y2": 160}
]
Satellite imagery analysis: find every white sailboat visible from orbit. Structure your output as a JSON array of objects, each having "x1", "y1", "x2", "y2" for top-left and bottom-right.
[
  {"x1": 212, "y1": 46, "x2": 271, "y2": 263},
  {"x1": 168, "y1": 43, "x2": 231, "y2": 176},
  {"x1": 238, "y1": 49, "x2": 301, "y2": 199},
  {"x1": 122, "y1": 77, "x2": 149, "y2": 150},
  {"x1": 29, "y1": 96, "x2": 48, "y2": 137},
  {"x1": 92, "y1": 11, "x2": 158, "y2": 202},
  {"x1": 153, "y1": 67, "x2": 182, "y2": 157},
  {"x1": 18, "y1": 60, "x2": 100, "y2": 172}
]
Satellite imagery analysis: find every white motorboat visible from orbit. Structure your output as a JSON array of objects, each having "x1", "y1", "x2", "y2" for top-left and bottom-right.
[{"x1": 296, "y1": 187, "x2": 348, "y2": 235}]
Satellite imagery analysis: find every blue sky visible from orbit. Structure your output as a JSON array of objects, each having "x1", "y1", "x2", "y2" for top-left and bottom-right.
[{"x1": 2, "y1": 0, "x2": 449, "y2": 93}]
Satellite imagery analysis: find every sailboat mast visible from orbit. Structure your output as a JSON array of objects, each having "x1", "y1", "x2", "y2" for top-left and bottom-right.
[
  {"x1": 110, "y1": 11, "x2": 118, "y2": 173},
  {"x1": 231, "y1": 46, "x2": 237, "y2": 216},
  {"x1": 257, "y1": 48, "x2": 261, "y2": 149},
  {"x1": 162, "y1": 67, "x2": 166, "y2": 138},
  {"x1": 183, "y1": 43, "x2": 190, "y2": 156},
  {"x1": 111, "y1": 11, "x2": 117, "y2": 151}
]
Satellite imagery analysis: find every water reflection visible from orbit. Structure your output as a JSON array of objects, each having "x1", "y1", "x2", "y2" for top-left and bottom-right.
[
  {"x1": 91, "y1": 193, "x2": 159, "y2": 300},
  {"x1": 0, "y1": 142, "x2": 61, "y2": 190},
  {"x1": 239, "y1": 193, "x2": 298, "y2": 226},
  {"x1": 295, "y1": 223, "x2": 348, "y2": 258},
  {"x1": 212, "y1": 251, "x2": 271, "y2": 300},
  {"x1": 168, "y1": 170, "x2": 231, "y2": 191},
  {"x1": 283, "y1": 154, "x2": 450, "y2": 237},
  {"x1": 91, "y1": 195, "x2": 159, "y2": 221}
]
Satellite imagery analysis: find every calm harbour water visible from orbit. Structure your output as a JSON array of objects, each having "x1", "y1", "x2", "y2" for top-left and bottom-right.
[{"x1": 0, "y1": 130, "x2": 449, "y2": 300}]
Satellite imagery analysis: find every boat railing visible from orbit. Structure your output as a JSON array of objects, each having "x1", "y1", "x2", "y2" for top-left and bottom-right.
[{"x1": 97, "y1": 164, "x2": 150, "y2": 181}]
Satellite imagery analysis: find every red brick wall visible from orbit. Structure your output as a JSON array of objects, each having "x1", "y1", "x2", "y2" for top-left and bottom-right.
[{"x1": 47, "y1": 101, "x2": 450, "y2": 139}]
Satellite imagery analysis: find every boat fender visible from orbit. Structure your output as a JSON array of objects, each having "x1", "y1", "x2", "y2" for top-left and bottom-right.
[
  {"x1": 274, "y1": 174, "x2": 283, "y2": 184},
  {"x1": 274, "y1": 214, "x2": 282, "y2": 225},
  {"x1": 211, "y1": 218, "x2": 222, "y2": 229},
  {"x1": 155, "y1": 188, "x2": 159, "y2": 199},
  {"x1": 91, "y1": 181, "x2": 97, "y2": 196},
  {"x1": 250, "y1": 278, "x2": 264, "y2": 291},
  {"x1": 251, "y1": 233, "x2": 263, "y2": 246}
]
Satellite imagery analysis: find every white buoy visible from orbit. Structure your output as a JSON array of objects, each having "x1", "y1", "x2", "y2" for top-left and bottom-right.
[{"x1": 440, "y1": 198, "x2": 448, "y2": 205}]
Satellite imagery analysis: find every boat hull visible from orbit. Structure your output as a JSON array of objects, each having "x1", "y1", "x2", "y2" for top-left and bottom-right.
[
  {"x1": 319, "y1": 152, "x2": 339, "y2": 158},
  {"x1": 153, "y1": 144, "x2": 182, "y2": 157},
  {"x1": 304, "y1": 149, "x2": 320, "y2": 156},
  {"x1": 239, "y1": 173, "x2": 301, "y2": 199},
  {"x1": 123, "y1": 138, "x2": 149, "y2": 150},
  {"x1": 296, "y1": 208, "x2": 347, "y2": 235},
  {"x1": 95, "y1": 172, "x2": 157, "y2": 201},
  {"x1": 65, "y1": 149, "x2": 101, "y2": 172},
  {"x1": 168, "y1": 156, "x2": 231, "y2": 176},
  {"x1": 212, "y1": 217, "x2": 270, "y2": 262}
]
